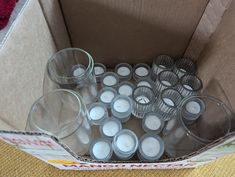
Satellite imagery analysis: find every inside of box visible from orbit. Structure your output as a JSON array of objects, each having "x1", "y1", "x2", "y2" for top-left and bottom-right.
[{"x1": 0, "y1": 0, "x2": 234, "y2": 162}]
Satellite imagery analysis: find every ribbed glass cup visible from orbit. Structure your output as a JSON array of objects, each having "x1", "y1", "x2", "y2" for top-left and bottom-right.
[
  {"x1": 173, "y1": 58, "x2": 197, "y2": 78},
  {"x1": 155, "y1": 71, "x2": 179, "y2": 96},
  {"x1": 151, "y1": 55, "x2": 174, "y2": 81},
  {"x1": 132, "y1": 86, "x2": 155, "y2": 118},
  {"x1": 156, "y1": 88, "x2": 182, "y2": 121},
  {"x1": 178, "y1": 74, "x2": 202, "y2": 97}
]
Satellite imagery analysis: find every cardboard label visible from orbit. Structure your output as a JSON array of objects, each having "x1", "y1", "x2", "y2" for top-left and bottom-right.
[{"x1": 1, "y1": 131, "x2": 235, "y2": 170}]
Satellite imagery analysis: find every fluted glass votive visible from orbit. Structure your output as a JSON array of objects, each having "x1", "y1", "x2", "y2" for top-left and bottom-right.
[
  {"x1": 132, "y1": 86, "x2": 155, "y2": 118},
  {"x1": 156, "y1": 88, "x2": 182, "y2": 121},
  {"x1": 173, "y1": 58, "x2": 197, "y2": 78},
  {"x1": 151, "y1": 55, "x2": 174, "y2": 81},
  {"x1": 155, "y1": 71, "x2": 179, "y2": 96},
  {"x1": 178, "y1": 74, "x2": 202, "y2": 97}
]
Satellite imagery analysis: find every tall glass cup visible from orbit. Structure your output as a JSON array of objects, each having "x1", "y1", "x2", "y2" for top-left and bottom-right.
[
  {"x1": 162, "y1": 95, "x2": 232, "y2": 158},
  {"x1": 43, "y1": 48, "x2": 97, "y2": 105},
  {"x1": 26, "y1": 89, "x2": 92, "y2": 156}
]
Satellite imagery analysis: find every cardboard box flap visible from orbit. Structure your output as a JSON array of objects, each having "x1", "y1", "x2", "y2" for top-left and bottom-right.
[
  {"x1": 60, "y1": 0, "x2": 209, "y2": 67},
  {"x1": 0, "y1": 0, "x2": 57, "y2": 130}
]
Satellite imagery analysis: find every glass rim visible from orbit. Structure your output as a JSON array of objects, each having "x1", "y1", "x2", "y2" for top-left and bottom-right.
[
  {"x1": 94, "y1": 63, "x2": 107, "y2": 76},
  {"x1": 47, "y1": 48, "x2": 94, "y2": 82},
  {"x1": 175, "y1": 58, "x2": 197, "y2": 74},
  {"x1": 158, "y1": 70, "x2": 179, "y2": 87},
  {"x1": 153, "y1": 55, "x2": 174, "y2": 69},
  {"x1": 132, "y1": 86, "x2": 155, "y2": 106},
  {"x1": 179, "y1": 95, "x2": 232, "y2": 144},
  {"x1": 89, "y1": 138, "x2": 113, "y2": 161},
  {"x1": 112, "y1": 129, "x2": 139, "y2": 154},
  {"x1": 180, "y1": 74, "x2": 203, "y2": 92},
  {"x1": 115, "y1": 63, "x2": 133, "y2": 77},
  {"x1": 27, "y1": 89, "x2": 85, "y2": 139},
  {"x1": 160, "y1": 88, "x2": 182, "y2": 108},
  {"x1": 138, "y1": 133, "x2": 165, "y2": 161}
]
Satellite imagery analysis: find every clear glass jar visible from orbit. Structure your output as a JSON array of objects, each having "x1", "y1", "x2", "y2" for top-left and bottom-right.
[
  {"x1": 26, "y1": 89, "x2": 92, "y2": 156},
  {"x1": 162, "y1": 95, "x2": 232, "y2": 158},
  {"x1": 43, "y1": 48, "x2": 97, "y2": 105}
]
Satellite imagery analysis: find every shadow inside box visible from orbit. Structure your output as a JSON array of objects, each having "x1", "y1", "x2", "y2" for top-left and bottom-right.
[{"x1": 59, "y1": 0, "x2": 207, "y2": 67}]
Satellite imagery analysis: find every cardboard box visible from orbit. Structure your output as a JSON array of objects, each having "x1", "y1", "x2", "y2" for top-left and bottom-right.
[{"x1": 0, "y1": 0, "x2": 235, "y2": 170}]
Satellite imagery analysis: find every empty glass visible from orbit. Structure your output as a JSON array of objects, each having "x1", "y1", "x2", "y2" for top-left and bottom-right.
[
  {"x1": 43, "y1": 48, "x2": 97, "y2": 105},
  {"x1": 133, "y1": 63, "x2": 151, "y2": 81},
  {"x1": 173, "y1": 58, "x2": 197, "y2": 78},
  {"x1": 26, "y1": 89, "x2": 92, "y2": 155},
  {"x1": 132, "y1": 86, "x2": 155, "y2": 118},
  {"x1": 151, "y1": 55, "x2": 174, "y2": 81},
  {"x1": 156, "y1": 88, "x2": 182, "y2": 121},
  {"x1": 162, "y1": 95, "x2": 232, "y2": 158},
  {"x1": 155, "y1": 71, "x2": 179, "y2": 95},
  {"x1": 115, "y1": 63, "x2": 132, "y2": 81},
  {"x1": 178, "y1": 74, "x2": 203, "y2": 97}
]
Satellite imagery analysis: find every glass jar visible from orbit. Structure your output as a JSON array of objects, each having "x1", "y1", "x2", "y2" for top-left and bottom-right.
[
  {"x1": 162, "y1": 95, "x2": 232, "y2": 158},
  {"x1": 26, "y1": 89, "x2": 92, "y2": 156},
  {"x1": 43, "y1": 48, "x2": 97, "y2": 105}
]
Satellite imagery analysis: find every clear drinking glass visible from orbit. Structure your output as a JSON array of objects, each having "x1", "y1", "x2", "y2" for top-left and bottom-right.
[
  {"x1": 173, "y1": 58, "x2": 197, "y2": 78},
  {"x1": 155, "y1": 71, "x2": 179, "y2": 96},
  {"x1": 132, "y1": 86, "x2": 155, "y2": 118},
  {"x1": 151, "y1": 55, "x2": 174, "y2": 81},
  {"x1": 156, "y1": 88, "x2": 182, "y2": 121},
  {"x1": 43, "y1": 48, "x2": 97, "y2": 105},
  {"x1": 162, "y1": 95, "x2": 232, "y2": 158},
  {"x1": 178, "y1": 74, "x2": 203, "y2": 97},
  {"x1": 26, "y1": 89, "x2": 92, "y2": 155}
]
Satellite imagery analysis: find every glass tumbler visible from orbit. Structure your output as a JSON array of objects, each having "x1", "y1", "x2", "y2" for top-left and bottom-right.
[
  {"x1": 155, "y1": 71, "x2": 179, "y2": 96},
  {"x1": 26, "y1": 89, "x2": 92, "y2": 155},
  {"x1": 178, "y1": 74, "x2": 203, "y2": 97},
  {"x1": 132, "y1": 86, "x2": 155, "y2": 118},
  {"x1": 151, "y1": 55, "x2": 174, "y2": 81},
  {"x1": 43, "y1": 48, "x2": 97, "y2": 105},
  {"x1": 173, "y1": 58, "x2": 197, "y2": 78},
  {"x1": 162, "y1": 95, "x2": 232, "y2": 158},
  {"x1": 156, "y1": 88, "x2": 182, "y2": 121}
]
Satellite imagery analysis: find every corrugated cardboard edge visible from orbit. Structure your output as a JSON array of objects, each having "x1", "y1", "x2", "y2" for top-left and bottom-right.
[
  {"x1": 0, "y1": 0, "x2": 29, "y2": 49},
  {"x1": 1, "y1": 130, "x2": 235, "y2": 170},
  {"x1": 184, "y1": 0, "x2": 232, "y2": 60},
  {"x1": 38, "y1": 0, "x2": 71, "y2": 50}
]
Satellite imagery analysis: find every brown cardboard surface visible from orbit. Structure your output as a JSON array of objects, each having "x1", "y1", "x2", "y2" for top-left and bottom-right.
[
  {"x1": 184, "y1": 0, "x2": 232, "y2": 60},
  {"x1": 39, "y1": 0, "x2": 71, "y2": 50},
  {"x1": 198, "y1": 0, "x2": 235, "y2": 111},
  {"x1": 0, "y1": 0, "x2": 57, "y2": 130},
  {"x1": 60, "y1": 0, "x2": 209, "y2": 67}
]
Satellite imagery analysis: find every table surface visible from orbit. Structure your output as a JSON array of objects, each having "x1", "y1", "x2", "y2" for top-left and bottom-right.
[{"x1": 0, "y1": 140, "x2": 235, "y2": 177}]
